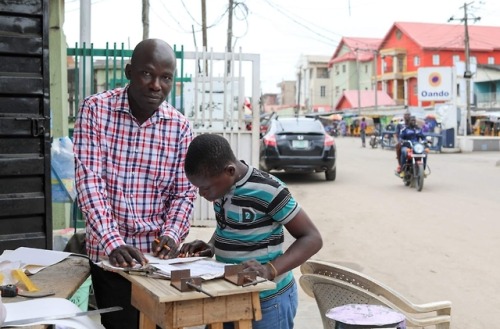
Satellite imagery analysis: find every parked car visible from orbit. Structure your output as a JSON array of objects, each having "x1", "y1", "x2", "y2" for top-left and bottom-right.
[{"x1": 259, "y1": 116, "x2": 337, "y2": 181}]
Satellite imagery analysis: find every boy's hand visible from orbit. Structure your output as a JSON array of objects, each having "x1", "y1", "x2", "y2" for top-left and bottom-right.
[
  {"x1": 178, "y1": 240, "x2": 214, "y2": 258},
  {"x1": 241, "y1": 259, "x2": 275, "y2": 280}
]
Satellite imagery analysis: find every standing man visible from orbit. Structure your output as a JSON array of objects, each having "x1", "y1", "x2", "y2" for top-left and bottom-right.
[
  {"x1": 73, "y1": 39, "x2": 197, "y2": 329},
  {"x1": 360, "y1": 117, "x2": 367, "y2": 147}
]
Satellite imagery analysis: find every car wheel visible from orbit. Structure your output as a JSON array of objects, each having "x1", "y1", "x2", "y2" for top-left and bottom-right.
[{"x1": 325, "y1": 168, "x2": 336, "y2": 181}]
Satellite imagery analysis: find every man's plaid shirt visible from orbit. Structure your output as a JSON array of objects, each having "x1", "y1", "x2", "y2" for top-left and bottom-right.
[{"x1": 73, "y1": 86, "x2": 197, "y2": 262}]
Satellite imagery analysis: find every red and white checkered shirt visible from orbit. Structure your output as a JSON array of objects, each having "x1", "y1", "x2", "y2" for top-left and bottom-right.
[{"x1": 73, "y1": 86, "x2": 197, "y2": 262}]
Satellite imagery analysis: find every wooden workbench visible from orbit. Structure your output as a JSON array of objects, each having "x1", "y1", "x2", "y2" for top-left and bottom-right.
[
  {"x1": 3, "y1": 254, "x2": 90, "y2": 303},
  {"x1": 2, "y1": 255, "x2": 91, "y2": 329},
  {"x1": 124, "y1": 273, "x2": 276, "y2": 329}
]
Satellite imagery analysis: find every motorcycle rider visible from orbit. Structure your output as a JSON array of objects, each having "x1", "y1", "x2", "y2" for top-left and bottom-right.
[
  {"x1": 399, "y1": 116, "x2": 427, "y2": 178},
  {"x1": 395, "y1": 110, "x2": 411, "y2": 173}
]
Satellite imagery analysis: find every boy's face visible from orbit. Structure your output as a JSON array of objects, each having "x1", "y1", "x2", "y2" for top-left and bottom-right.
[{"x1": 187, "y1": 168, "x2": 235, "y2": 202}]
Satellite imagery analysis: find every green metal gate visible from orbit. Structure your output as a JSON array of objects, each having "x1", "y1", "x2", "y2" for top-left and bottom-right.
[{"x1": 66, "y1": 43, "x2": 190, "y2": 121}]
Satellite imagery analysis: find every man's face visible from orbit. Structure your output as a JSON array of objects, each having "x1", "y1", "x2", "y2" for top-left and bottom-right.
[
  {"x1": 409, "y1": 117, "x2": 417, "y2": 127},
  {"x1": 126, "y1": 49, "x2": 176, "y2": 115}
]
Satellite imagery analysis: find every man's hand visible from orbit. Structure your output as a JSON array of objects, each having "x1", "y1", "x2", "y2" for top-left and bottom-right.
[
  {"x1": 152, "y1": 236, "x2": 178, "y2": 259},
  {"x1": 109, "y1": 245, "x2": 148, "y2": 268}
]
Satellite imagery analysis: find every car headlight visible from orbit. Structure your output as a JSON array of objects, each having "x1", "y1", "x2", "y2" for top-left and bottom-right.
[{"x1": 413, "y1": 143, "x2": 425, "y2": 153}]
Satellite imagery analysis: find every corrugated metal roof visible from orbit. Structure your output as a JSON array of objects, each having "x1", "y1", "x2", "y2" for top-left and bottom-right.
[
  {"x1": 329, "y1": 37, "x2": 382, "y2": 67},
  {"x1": 386, "y1": 22, "x2": 500, "y2": 51},
  {"x1": 335, "y1": 90, "x2": 396, "y2": 109}
]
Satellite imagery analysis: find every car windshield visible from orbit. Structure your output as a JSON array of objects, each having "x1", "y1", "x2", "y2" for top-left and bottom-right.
[{"x1": 275, "y1": 118, "x2": 324, "y2": 133}]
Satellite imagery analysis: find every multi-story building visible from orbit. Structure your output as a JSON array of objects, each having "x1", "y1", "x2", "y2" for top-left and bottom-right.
[
  {"x1": 276, "y1": 80, "x2": 296, "y2": 106},
  {"x1": 378, "y1": 22, "x2": 500, "y2": 107},
  {"x1": 296, "y1": 55, "x2": 332, "y2": 112},
  {"x1": 328, "y1": 37, "x2": 382, "y2": 108}
]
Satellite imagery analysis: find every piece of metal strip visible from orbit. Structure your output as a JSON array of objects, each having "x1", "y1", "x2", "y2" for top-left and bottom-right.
[{"x1": 3, "y1": 306, "x2": 122, "y2": 326}]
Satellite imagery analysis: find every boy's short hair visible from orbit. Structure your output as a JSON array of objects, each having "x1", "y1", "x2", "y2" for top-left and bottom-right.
[{"x1": 185, "y1": 133, "x2": 237, "y2": 177}]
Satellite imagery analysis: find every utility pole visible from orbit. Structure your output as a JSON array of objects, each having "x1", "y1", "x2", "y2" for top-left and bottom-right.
[
  {"x1": 297, "y1": 67, "x2": 302, "y2": 116},
  {"x1": 373, "y1": 50, "x2": 378, "y2": 112},
  {"x1": 449, "y1": 2, "x2": 481, "y2": 135},
  {"x1": 142, "y1": 0, "x2": 149, "y2": 40},
  {"x1": 226, "y1": 0, "x2": 234, "y2": 75},
  {"x1": 355, "y1": 48, "x2": 361, "y2": 115},
  {"x1": 79, "y1": 0, "x2": 91, "y2": 97},
  {"x1": 201, "y1": 0, "x2": 208, "y2": 75}
]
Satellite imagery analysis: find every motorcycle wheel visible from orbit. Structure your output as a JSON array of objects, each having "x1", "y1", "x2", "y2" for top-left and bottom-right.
[
  {"x1": 403, "y1": 168, "x2": 411, "y2": 186},
  {"x1": 415, "y1": 163, "x2": 424, "y2": 192}
]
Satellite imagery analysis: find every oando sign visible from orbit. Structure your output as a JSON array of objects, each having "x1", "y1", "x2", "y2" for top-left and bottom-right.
[{"x1": 417, "y1": 67, "x2": 452, "y2": 101}]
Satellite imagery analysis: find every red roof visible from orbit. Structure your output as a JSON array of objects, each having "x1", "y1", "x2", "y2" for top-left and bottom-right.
[
  {"x1": 381, "y1": 22, "x2": 500, "y2": 51},
  {"x1": 335, "y1": 90, "x2": 396, "y2": 110},
  {"x1": 329, "y1": 37, "x2": 382, "y2": 67}
]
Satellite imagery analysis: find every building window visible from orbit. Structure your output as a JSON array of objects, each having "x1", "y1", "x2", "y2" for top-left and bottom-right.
[
  {"x1": 414, "y1": 56, "x2": 420, "y2": 66},
  {"x1": 317, "y1": 67, "x2": 329, "y2": 78},
  {"x1": 320, "y1": 86, "x2": 326, "y2": 98},
  {"x1": 335, "y1": 65, "x2": 339, "y2": 75},
  {"x1": 470, "y1": 56, "x2": 477, "y2": 64},
  {"x1": 342, "y1": 64, "x2": 346, "y2": 73},
  {"x1": 453, "y1": 55, "x2": 460, "y2": 63},
  {"x1": 335, "y1": 86, "x2": 340, "y2": 96},
  {"x1": 432, "y1": 54, "x2": 440, "y2": 65},
  {"x1": 365, "y1": 64, "x2": 368, "y2": 73},
  {"x1": 488, "y1": 57, "x2": 495, "y2": 64}
]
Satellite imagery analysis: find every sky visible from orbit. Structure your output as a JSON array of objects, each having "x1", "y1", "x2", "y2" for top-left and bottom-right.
[{"x1": 63, "y1": 0, "x2": 500, "y2": 94}]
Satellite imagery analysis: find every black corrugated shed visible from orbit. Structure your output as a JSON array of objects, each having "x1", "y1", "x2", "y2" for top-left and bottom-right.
[{"x1": 0, "y1": 0, "x2": 52, "y2": 252}]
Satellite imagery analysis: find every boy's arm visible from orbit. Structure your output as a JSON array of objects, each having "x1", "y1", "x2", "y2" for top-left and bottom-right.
[{"x1": 270, "y1": 209, "x2": 323, "y2": 276}]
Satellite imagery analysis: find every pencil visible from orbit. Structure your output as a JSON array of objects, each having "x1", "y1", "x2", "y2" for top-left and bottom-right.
[{"x1": 154, "y1": 238, "x2": 171, "y2": 251}]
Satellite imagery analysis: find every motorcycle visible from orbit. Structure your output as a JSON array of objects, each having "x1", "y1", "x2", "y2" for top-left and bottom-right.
[
  {"x1": 397, "y1": 139, "x2": 432, "y2": 192},
  {"x1": 369, "y1": 131, "x2": 381, "y2": 148}
]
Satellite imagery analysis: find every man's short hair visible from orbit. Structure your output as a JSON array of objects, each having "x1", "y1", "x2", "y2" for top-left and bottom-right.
[{"x1": 185, "y1": 134, "x2": 237, "y2": 177}]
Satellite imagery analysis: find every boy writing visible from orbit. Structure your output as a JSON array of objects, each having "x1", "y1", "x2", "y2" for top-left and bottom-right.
[{"x1": 180, "y1": 133, "x2": 323, "y2": 329}]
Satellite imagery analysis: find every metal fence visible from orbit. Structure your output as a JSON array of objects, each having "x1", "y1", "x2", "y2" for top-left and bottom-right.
[{"x1": 66, "y1": 43, "x2": 261, "y2": 226}]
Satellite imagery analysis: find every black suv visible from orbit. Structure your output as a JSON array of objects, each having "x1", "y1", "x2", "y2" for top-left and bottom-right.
[{"x1": 259, "y1": 116, "x2": 337, "y2": 181}]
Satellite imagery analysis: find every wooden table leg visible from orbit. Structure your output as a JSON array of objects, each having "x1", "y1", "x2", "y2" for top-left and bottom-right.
[
  {"x1": 234, "y1": 319, "x2": 252, "y2": 329},
  {"x1": 139, "y1": 311, "x2": 156, "y2": 329},
  {"x1": 251, "y1": 291, "x2": 262, "y2": 321}
]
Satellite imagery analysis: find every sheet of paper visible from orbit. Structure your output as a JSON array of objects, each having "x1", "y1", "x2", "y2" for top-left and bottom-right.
[
  {"x1": 4, "y1": 297, "x2": 104, "y2": 328},
  {"x1": 98, "y1": 255, "x2": 227, "y2": 280},
  {"x1": 0, "y1": 247, "x2": 71, "y2": 273},
  {"x1": 145, "y1": 255, "x2": 227, "y2": 280}
]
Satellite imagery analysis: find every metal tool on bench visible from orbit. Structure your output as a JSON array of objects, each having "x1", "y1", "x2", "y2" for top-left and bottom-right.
[
  {"x1": 224, "y1": 264, "x2": 267, "y2": 287},
  {"x1": 170, "y1": 269, "x2": 214, "y2": 297},
  {"x1": 124, "y1": 264, "x2": 167, "y2": 279}
]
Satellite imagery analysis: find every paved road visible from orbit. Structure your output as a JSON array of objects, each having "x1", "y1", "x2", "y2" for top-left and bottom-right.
[{"x1": 269, "y1": 136, "x2": 500, "y2": 329}]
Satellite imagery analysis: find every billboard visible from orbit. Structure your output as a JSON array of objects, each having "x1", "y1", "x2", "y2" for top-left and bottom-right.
[{"x1": 417, "y1": 67, "x2": 452, "y2": 101}]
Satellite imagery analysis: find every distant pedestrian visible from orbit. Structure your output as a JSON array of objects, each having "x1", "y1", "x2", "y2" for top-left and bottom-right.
[{"x1": 360, "y1": 117, "x2": 367, "y2": 147}]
